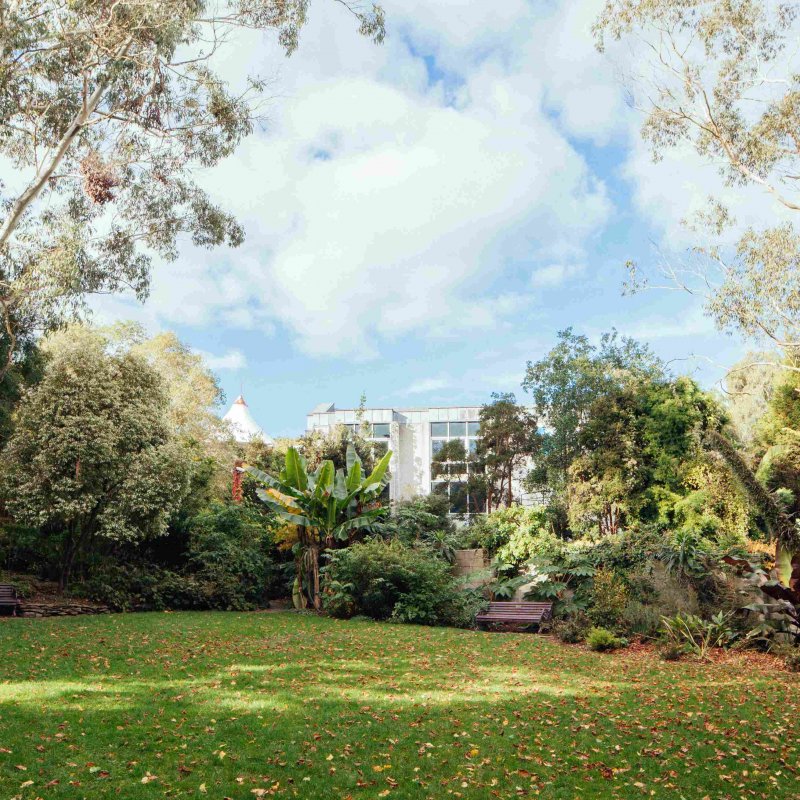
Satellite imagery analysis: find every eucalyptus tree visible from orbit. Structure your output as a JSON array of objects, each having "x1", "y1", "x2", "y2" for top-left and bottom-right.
[
  {"x1": 594, "y1": 1, "x2": 800, "y2": 366},
  {"x1": 247, "y1": 444, "x2": 391, "y2": 610},
  {"x1": 0, "y1": 0, "x2": 384, "y2": 376}
]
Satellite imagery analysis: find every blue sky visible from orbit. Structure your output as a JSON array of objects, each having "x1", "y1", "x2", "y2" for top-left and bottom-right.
[{"x1": 87, "y1": 0, "x2": 769, "y2": 437}]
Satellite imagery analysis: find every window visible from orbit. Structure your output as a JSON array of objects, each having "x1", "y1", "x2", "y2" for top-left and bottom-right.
[
  {"x1": 372, "y1": 423, "x2": 390, "y2": 439},
  {"x1": 449, "y1": 482, "x2": 468, "y2": 513},
  {"x1": 431, "y1": 422, "x2": 448, "y2": 437},
  {"x1": 429, "y1": 417, "x2": 482, "y2": 514}
]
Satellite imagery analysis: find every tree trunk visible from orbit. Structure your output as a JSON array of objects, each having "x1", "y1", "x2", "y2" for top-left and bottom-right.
[{"x1": 309, "y1": 543, "x2": 322, "y2": 611}]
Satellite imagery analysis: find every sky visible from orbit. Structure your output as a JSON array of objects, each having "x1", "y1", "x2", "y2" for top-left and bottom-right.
[{"x1": 79, "y1": 0, "x2": 784, "y2": 437}]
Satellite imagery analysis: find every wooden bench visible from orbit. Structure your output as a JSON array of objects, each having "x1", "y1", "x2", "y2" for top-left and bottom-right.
[
  {"x1": 476, "y1": 601, "x2": 553, "y2": 631},
  {"x1": 0, "y1": 584, "x2": 20, "y2": 616}
]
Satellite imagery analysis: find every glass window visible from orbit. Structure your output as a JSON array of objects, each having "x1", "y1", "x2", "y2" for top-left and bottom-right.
[
  {"x1": 449, "y1": 482, "x2": 468, "y2": 513},
  {"x1": 468, "y1": 439, "x2": 478, "y2": 455},
  {"x1": 431, "y1": 422, "x2": 448, "y2": 437},
  {"x1": 372, "y1": 423, "x2": 390, "y2": 438},
  {"x1": 449, "y1": 421, "x2": 466, "y2": 437},
  {"x1": 431, "y1": 481, "x2": 448, "y2": 498},
  {"x1": 432, "y1": 440, "x2": 445, "y2": 455},
  {"x1": 468, "y1": 421, "x2": 480, "y2": 436}
]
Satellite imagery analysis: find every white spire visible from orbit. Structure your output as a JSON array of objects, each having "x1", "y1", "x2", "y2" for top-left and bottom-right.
[{"x1": 222, "y1": 394, "x2": 273, "y2": 445}]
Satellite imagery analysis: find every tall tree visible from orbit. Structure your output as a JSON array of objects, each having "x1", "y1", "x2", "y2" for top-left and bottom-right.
[
  {"x1": 594, "y1": 1, "x2": 800, "y2": 365},
  {"x1": 0, "y1": 325, "x2": 191, "y2": 588},
  {"x1": 0, "y1": 0, "x2": 384, "y2": 374},
  {"x1": 475, "y1": 393, "x2": 539, "y2": 512},
  {"x1": 522, "y1": 328, "x2": 663, "y2": 494}
]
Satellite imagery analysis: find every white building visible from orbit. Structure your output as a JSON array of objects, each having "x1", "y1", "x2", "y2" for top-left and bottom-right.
[
  {"x1": 223, "y1": 394, "x2": 274, "y2": 445},
  {"x1": 307, "y1": 402, "x2": 531, "y2": 513}
]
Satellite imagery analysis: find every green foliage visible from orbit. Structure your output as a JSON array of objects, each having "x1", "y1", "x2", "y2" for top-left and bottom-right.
[
  {"x1": 523, "y1": 328, "x2": 663, "y2": 504},
  {"x1": 0, "y1": 327, "x2": 191, "y2": 588},
  {"x1": 78, "y1": 502, "x2": 282, "y2": 611},
  {"x1": 586, "y1": 626, "x2": 627, "y2": 652},
  {"x1": 660, "y1": 612, "x2": 736, "y2": 660},
  {"x1": 184, "y1": 501, "x2": 281, "y2": 607},
  {"x1": 248, "y1": 444, "x2": 391, "y2": 610},
  {"x1": 621, "y1": 600, "x2": 662, "y2": 639},
  {"x1": 588, "y1": 568, "x2": 629, "y2": 629},
  {"x1": 473, "y1": 393, "x2": 540, "y2": 510},
  {"x1": 379, "y1": 495, "x2": 454, "y2": 544},
  {"x1": 659, "y1": 529, "x2": 710, "y2": 580},
  {"x1": 467, "y1": 506, "x2": 558, "y2": 565},
  {"x1": 322, "y1": 538, "x2": 482, "y2": 628},
  {"x1": 0, "y1": 1, "x2": 384, "y2": 369},
  {"x1": 554, "y1": 612, "x2": 591, "y2": 644}
]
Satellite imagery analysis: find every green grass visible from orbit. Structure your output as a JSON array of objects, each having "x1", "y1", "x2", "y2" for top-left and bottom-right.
[{"x1": 0, "y1": 612, "x2": 798, "y2": 799}]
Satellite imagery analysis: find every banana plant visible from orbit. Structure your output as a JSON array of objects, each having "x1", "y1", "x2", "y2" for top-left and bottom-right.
[{"x1": 246, "y1": 444, "x2": 391, "y2": 610}]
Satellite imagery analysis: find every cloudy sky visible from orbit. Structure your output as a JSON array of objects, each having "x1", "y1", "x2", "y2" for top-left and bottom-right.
[{"x1": 91, "y1": 0, "x2": 775, "y2": 436}]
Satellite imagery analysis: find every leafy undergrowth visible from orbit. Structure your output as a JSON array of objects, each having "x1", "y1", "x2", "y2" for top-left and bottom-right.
[{"x1": 0, "y1": 613, "x2": 798, "y2": 799}]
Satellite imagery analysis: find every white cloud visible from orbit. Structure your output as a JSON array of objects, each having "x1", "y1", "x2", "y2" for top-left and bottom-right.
[
  {"x1": 201, "y1": 349, "x2": 248, "y2": 371},
  {"x1": 404, "y1": 377, "x2": 450, "y2": 395},
  {"x1": 85, "y1": 1, "x2": 626, "y2": 358},
  {"x1": 531, "y1": 262, "x2": 585, "y2": 288}
]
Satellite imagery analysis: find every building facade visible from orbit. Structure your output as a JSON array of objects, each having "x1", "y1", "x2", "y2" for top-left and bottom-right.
[{"x1": 306, "y1": 403, "x2": 535, "y2": 512}]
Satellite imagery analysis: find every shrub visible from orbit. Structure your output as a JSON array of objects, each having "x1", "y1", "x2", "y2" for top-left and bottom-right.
[
  {"x1": 621, "y1": 600, "x2": 662, "y2": 639},
  {"x1": 467, "y1": 506, "x2": 560, "y2": 565},
  {"x1": 380, "y1": 496, "x2": 454, "y2": 544},
  {"x1": 184, "y1": 501, "x2": 281, "y2": 607},
  {"x1": 322, "y1": 538, "x2": 481, "y2": 627},
  {"x1": 586, "y1": 626, "x2": 627, "y2": 652},
  {"x1": 79, "y1": 565, "x2": 207, "y2": 611},
  {"x1": 660, "y1": 611, "x2": 736, "y2": 660},
  {"x1": 554, "y1": 612, "x2": 591, "y2": 644},
  {"x1": 588, "y1": 568, "x2": 629, "y2": 628}
]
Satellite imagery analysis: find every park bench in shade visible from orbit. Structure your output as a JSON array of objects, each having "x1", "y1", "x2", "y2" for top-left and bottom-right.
[
  {"x1": 0, "y1": 584, "x2": 20, "y2": 616},
  {"x1": 476, "y1": 601, "x2": 553, "y2": 631}
]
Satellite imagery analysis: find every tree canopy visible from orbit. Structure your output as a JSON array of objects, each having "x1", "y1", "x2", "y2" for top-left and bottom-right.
[
  {"x1": 1, "y1": 324, "x2": 191, "y2": 587},
  {"x1": 0, "y1": 0, "x2": 384, "y2": 376}
]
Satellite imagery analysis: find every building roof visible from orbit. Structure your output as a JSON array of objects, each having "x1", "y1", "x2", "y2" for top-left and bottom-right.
[{"x1": 223, "y1": 395, "x2": 274, "y2": 445}]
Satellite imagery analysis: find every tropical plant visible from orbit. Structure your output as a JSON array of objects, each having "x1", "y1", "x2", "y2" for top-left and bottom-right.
[
  {"x1": 247, "y1": 444, "x2": 391, "y2": 610},
  {"x1": 660, "y1": 529, "x2": 710, "y2": 579},
  {"x1": 420, "y1": 528, "x2": 460, "y2": 563},
  {"x1": 525, "y1": 556, "x2": 596, "y2": 616},
  {"x1": 660, "y1": 612, "x2": 736, "y2": 660},
  {"x1": 723, "y1": 555, "x2": 800, "y2": 646}
]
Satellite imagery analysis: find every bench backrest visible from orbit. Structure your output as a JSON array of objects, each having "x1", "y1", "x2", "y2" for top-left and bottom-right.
[
  {"x1": 0, "y1": 584, "x2": 18, "y2": 598},
  {"x1": 485, "y1": 602, "x2": 550, "y2": 611}
]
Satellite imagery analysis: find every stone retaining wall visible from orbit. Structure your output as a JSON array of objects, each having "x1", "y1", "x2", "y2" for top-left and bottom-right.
[
  {"x1": 18, "y1": 601, "x2": 110, "y2": 618},
  {"x1": 453, "y1": 548, "x2": 489, "y2": 588}
]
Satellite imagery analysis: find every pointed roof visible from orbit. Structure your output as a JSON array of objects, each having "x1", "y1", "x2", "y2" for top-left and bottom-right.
[{"x1": 222, "y1": 394, "x2": 273, "y2": 445}]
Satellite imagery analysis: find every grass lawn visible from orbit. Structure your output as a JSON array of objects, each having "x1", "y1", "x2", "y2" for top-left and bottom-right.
[{"x1": 0, "y1": 612, "x2": 798, "y2": 799}]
